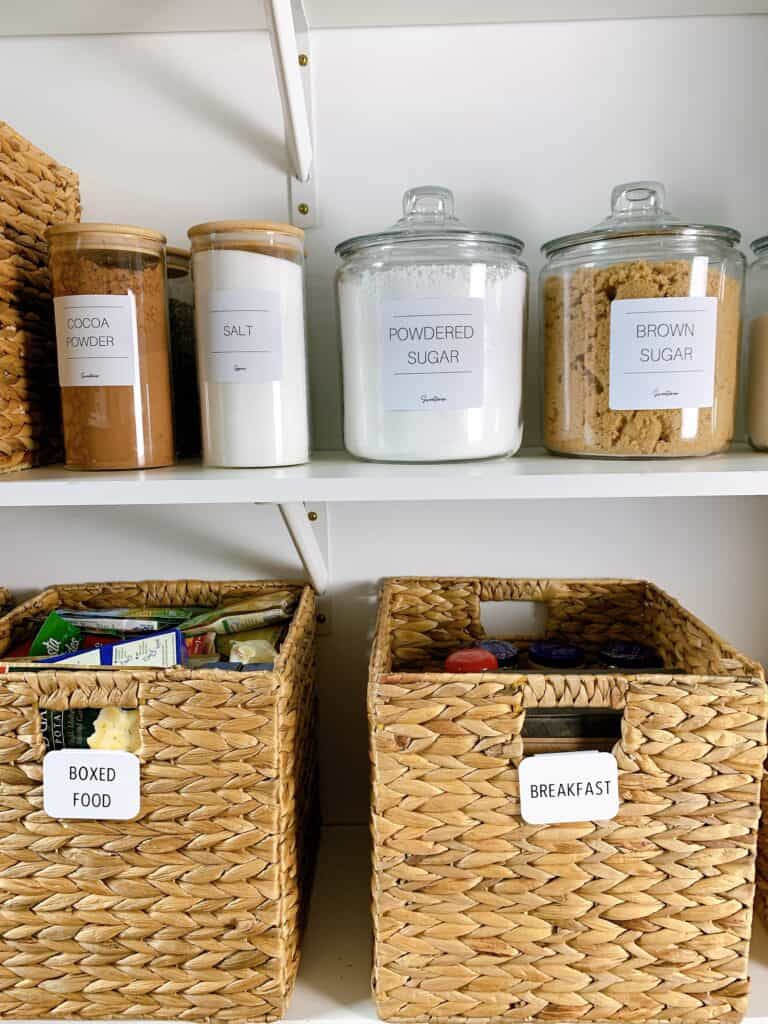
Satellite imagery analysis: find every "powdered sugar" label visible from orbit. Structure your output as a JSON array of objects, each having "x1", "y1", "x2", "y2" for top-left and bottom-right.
[
  {"x1": 519, "y1": 750, "x2": 620, "y2": 825},
  {"x1": 381, "y1": 297, "x2": 484, "y2": 411},
  {"x1": 54, "y1": 294, "x2": 138, "y2": 387},
  {"x1": 205, "y1": 288, "x2": 282, "y2": 383},
  {"x1": 609, "y1": 296, "x2": 717, "y2": 410}
]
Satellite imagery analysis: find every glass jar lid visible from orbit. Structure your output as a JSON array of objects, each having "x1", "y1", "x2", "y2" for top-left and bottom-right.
[
  {"x1": 166, "y1": 246, "x2": 190, "y2": 278},
  {"x1": 752, "y1": 236, "x2": 768, "y2": 256},
  {"x1": 541, "y1": 181, "x2": 740, "y2": 258},
  {"x1": 46, "y1": 222, "x2": 166, "y2": 257},
  {"x1": 335, "y1": 186, "x2": 524, "y2": 258}
]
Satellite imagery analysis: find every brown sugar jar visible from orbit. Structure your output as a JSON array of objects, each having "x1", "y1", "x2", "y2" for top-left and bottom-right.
[
  {"x1": 47, "y1": 223, "x2": 175, "y2": 469},
  {"x1": 540, "y1": 181, "x2": 745, "y2": 458}
]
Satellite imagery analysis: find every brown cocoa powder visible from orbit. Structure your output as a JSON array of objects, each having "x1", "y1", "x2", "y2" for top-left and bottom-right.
[
  {"x1": 50, "y1": 249, "x2": 174, "y2": 469},
  {"x1": 543, "y1": 259, "x2": 741, "y2": 457}
]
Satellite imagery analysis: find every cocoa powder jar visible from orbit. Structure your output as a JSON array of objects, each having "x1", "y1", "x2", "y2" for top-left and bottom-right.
[{"x1": 47, "y1": 223, "x2": 175, "y2": 470}]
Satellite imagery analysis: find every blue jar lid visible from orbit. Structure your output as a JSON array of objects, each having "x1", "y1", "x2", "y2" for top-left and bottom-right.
[
  {"x1": 478, "y1": 640, "x2": 519, "y2": 668},
  {"x1": 598, "y1": 640, "x2": 664, "y2": 670},
  {"x1": 528, "y1": 639, "x2": 585, "y2": 669}
]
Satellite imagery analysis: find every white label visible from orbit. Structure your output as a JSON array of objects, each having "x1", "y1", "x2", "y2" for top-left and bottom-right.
[
  {"x1": 43, "y1": 749, "x2": 140, "y2": 820},
  {"x1": 54, "y1": 294, "x2": 138, "y2": 388},
  {"x1": 205, "y1": 288, "x2": 282, "y2": 383},
  {"x1": 111, "y1": 631, "x2": 179, "y2": 667},
  {"x1": 609, "y1": 296, "x2": 717, "y2": 410},
  {"x1": 519, "y1": 750, "x2": 619, "y2": 825},
  {"x1": 381, "y1": 297, "x2": 484, "y2": 411}
]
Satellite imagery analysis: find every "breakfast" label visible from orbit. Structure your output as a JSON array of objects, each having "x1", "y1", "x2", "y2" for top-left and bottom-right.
[
  {"x1": 519, "y1": 750, "x2": 620, "y2": 825},
  {"x1": 43, "y1": 749, "x2": 140, "y2": 820}
]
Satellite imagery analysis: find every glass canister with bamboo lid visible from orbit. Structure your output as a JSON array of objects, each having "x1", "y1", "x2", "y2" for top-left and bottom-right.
[
  {"x1": 47, "y1": 223, "x2": 175, "y2": 470},
  {"x1": 188, "y1": 220, "x2": 309, "y2": 467}
]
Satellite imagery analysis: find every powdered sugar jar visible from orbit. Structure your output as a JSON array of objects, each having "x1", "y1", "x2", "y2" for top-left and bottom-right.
[{"x1": 336, "y1": 186, "x2": 527, "y2": 461}]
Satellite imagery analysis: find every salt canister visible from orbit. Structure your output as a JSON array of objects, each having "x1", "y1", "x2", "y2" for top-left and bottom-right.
[
  {"x1": 188, "y1": 221, "x2": 309, "y2": 467},
  {"x1": 336, "y1": 186, "x2": 528, "y2": 462}
]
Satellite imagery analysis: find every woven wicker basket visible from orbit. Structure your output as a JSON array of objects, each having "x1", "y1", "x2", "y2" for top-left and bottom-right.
[
  {"x1": 0, "y1": 579, "x2": 319, "y2": 1023},
  {"x1": 369, "y1": 577, "x2": 767, "y2": 1024},
  {"x1": 0, "y1": 122, "x2": 80, "y2": 472}
]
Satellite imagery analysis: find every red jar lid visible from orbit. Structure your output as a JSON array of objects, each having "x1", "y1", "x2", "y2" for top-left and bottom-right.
[{"x1": 445, "y1": 647, "x2": 499, "y2": 673}]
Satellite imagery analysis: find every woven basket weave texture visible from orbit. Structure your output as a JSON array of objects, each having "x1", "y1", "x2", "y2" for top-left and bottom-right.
[
  {"x1": 0, "y1": 579, "x2": 318, "y2": 1023},
  {"x1": 0, "y1": 122, "x2": 80, "y2": 471},
  {"x1": 369, "y1": 577, "x2": 767, "y2": 1024}
]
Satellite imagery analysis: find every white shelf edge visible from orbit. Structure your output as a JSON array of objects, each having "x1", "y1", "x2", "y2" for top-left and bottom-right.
[
  {"x1": 287, "y1": 825, "x2": 768, "y2": 1024},
  {"x1": 1, "y1": 1, "x2": 767, "y2": 38},
  {"x1": 0, "y1": 447, "x2": 768, "y2": 507}
]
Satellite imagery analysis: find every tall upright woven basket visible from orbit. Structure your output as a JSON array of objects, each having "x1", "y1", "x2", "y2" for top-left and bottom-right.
[
  {"x1": 369, "y1": 577, "x2": 767, "y2": 1024},
  {"x1": 0, "y1": 579, "x2": 319, "y2": 1023},
  {"x1": 0, "y1": 122, "x2": 80, "y2": 471}
]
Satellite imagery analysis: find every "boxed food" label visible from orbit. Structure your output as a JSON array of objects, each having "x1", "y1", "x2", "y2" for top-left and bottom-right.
[{"x1": 43, "y1": 749, "x2": 140, "y2": 820}]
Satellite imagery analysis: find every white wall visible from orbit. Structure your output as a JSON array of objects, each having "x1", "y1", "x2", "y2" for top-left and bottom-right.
[{"x1": 1, "y1": 16, "x2": 767, "y2": 823}]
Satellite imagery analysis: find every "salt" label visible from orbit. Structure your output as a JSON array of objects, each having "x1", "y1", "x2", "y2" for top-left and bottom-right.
[
  {"x1": 519, "y1": 749, "x2": 619, "y2": 825},
  {"x1": 43, "y1": 749, "x2": 140, "y2": 820}
]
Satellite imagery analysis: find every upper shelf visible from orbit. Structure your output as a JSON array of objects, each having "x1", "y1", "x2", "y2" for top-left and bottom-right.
[
  {"x1": 2, "y1": 0, "x2": 767, "y2": 36},
  {"x1": 1, "y1": 447, "x2": 768, "y2": 507}
]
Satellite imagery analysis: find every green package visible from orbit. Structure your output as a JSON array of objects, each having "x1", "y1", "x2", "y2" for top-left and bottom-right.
[{"x1": 30, "y1": 612, "x2": 83, "y2": 658}]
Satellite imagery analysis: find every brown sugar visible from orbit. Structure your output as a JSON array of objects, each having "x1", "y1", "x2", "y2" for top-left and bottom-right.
[
  {"x1": 49, "y1": 247, "x2": 174, "y2": 470},
  {"x1": 543, "y1": 259, "x2": 741, "y2": 457}
]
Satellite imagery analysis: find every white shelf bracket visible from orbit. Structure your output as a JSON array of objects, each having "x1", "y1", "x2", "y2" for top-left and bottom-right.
[
  {"x1": 278, "y1": 501, "x2": 329, "y2": 596},
  {"x1": 266, "y1": 0, "x2": 319, "y2": 227}
]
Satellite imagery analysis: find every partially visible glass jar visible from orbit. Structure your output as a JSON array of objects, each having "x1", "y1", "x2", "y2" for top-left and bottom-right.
[
  {"x1": 541, "y1": 181, "x2": 745, "y2": 458},
  {"x1": 336, "y1": 186, "x2": 528, "y2": 462},
  {"x1": 746, "y1": 237, "x2": 768, "y2": 450},
  {"x1": 47, "y1": 223, "x2": 175, "y2": 470},
  {"x1": 166, "y1": 247, "x2": 201, "y2": 459}
]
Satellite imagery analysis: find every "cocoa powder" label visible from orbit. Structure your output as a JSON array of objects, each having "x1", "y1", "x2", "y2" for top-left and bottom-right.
[{"x1": 54, "y1": 294, "x2": 138, "y2": 388}]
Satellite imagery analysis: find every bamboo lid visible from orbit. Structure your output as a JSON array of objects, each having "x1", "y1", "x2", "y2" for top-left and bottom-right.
[
  {"x1": 47, "y1": 222, "x2": 166, "y2": 257},
  {"x1": 188, "y1": 220, "x2": 304, "y2": 239},
  {"x1": 166, "y1": 246, "x2": 191, "y2": 277}
]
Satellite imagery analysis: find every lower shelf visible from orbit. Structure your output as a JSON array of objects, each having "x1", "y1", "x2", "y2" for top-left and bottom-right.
[{"x1": 291, "y1": 827, "x2": 768, "y2": 1024}]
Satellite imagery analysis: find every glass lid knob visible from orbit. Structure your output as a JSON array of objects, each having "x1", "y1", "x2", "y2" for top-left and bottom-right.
[
  {"x1": 396, "y1": 186, "x2": 464, "y2": 230},
  {"x1": 609, "y1": 180, "x2": 670, "y2": 222}
]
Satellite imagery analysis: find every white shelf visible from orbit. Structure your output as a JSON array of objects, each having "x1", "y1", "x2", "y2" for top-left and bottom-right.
[
  {"x1": 293, "y1": 826, "x2": 768, "y2": 1024},
  {"x1": 1, "y1": 447, "x2": 768, "y2": 507},
  {"x1": 1, "y1": 0, "x2": 766, "y2": 36}
]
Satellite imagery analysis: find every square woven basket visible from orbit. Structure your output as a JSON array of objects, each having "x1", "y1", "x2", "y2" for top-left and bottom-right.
[
  {"x1": 0, "y1": 122, "x2": 80, "y2": 472},
  {"x1": 0, "y1": 578, "x2": 319, "y2": 1023},
  {"x1": 369, "y1": 577, "x2": 767, "y2": 1024}
]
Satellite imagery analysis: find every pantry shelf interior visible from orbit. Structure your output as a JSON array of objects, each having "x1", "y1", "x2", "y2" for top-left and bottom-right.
[{"x1": 1, "y1": 447, "x2": 768, "y2": 506}]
